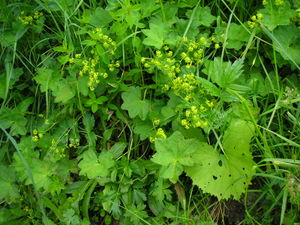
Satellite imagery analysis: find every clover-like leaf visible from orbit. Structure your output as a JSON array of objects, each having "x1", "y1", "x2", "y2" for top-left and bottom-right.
[
  {"x1": 185, "y1": 119, "x2": 255, "y2": 200},
  {"x1": 152, "y1": 131, "x2": 198, "y2": 183},
  {"x1": 121, "y1": 86, "x2": 150, "y2": 120},
  {"x1": 79, "y1": 150, "x2": 115, "y2": 179}
]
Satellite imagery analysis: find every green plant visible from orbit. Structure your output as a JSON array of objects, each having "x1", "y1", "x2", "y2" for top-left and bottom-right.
[{"x1": 0, "y1": 0, "x2": 299, "y2": 224}]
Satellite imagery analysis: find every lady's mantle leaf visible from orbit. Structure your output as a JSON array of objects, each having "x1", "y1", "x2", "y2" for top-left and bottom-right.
[
  {"x1": 121, "y1": 86, "x2": 150, "y2": 120},
  {"x1": 35, "y1": 68, "x2": 75, "y2": 103},
  {"x1": 0, "y1": 165, "x2": 19, "y2": 202},
  {"x1": 142, "y1": 18, "x2": 170, "y2": 49},
  {"x1": 185, "y1": 119, "x2": 255, "y2": 200},
  {"x1": 186, "y1": 6, "x2": 216, "y2": 27},
  {"x1": 152, "y1": 131, "x2": 199, "y2": 183},
  {"x1": 272, "y1": 25, "x2": 300, "y2": 65},
  {"x1": 258, "y1": 1, "x2": 296, "y2": 31},
  {"x1": 203, "y1": 57, "x2": 244, "y2": 89},
  {"x1": 79, "y1": 150, "x2": 115, "y2": 179}
]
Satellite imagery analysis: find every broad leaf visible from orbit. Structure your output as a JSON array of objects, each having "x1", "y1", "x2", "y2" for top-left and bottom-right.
[
  {"x1": 272, "y1": 25, "x2": 300, "y2": 65},
  {"x1": 79, "y1": 150, "x2": 115, "y2": 179},
  {"x1": 258, "y1": 1, "x2": 296, "y2": 31},
  {"x1": 88, "y1": 7, "x2": 113, "y2": 27},
  {"x1": 133, "y1": 119, "x2": 154, "y2": 140},
  {"x1": 152, "y1": 131, "x2": 198, "y2": 183},
  {"x1": 227, "y1": 23, "x2": 251, "y2": 50},
  {"x1": 121, "y1": 86, "x2": 150, "y2": 120},
  {"x1": 35, "y1": 67, "x2": 75, "y2": 103},
  {"x1": 186, "y1": 6, "x2": 216, "y2": 27},
  {"x1": 142, "y1": 17, "x2": 170, "y2": 49},
  {"x1": 185, "y1": 119, "x2": 256, "y2": 200},
  {"x1": 203, "y1": 57, "x2": 244, "y2": 88},
  {"x1": 0, "y1": 165, "x2": 19, "y2": 202}
]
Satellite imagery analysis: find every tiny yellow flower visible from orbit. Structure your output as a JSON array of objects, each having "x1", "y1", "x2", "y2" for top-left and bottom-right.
[
  {"x1": 206, "y1": 99, "x2": 214, "y2": 108},
  {"x1": 32, "y1": 136, "x2": 39, "y2": 142},
  {"x1": 153, "y1": 119, "x2": 160, "y2": 126},
  {"x1": 149, "y1": 137, "x2": 156, "y2": 143},
  {"x1": 167, "y1": 51, "x2": 173, "y2": 57},
  {"x1": 156, "y1": 128, "x2": 167, "y2": 139}
]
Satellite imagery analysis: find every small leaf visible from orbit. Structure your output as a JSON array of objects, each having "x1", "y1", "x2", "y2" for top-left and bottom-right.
[
  {"x1": 152, "y1": 131, "x2": 198, "y2": 183},
  {"x1": 79, "y1": 150, "x2": 115, "y2": 179},
  {"x1": 133, "y1": 119, "x2": 154, "y2": 140},
  {"x1": 227, "y1": 23, "x2": 251, "y2": 50},
  {"x1": 121, "y1": 86, "x2": 150, "y2": 120},
  {"x1": 89, "y1": 7, "x2": 113, "y2": 27},
  {"x1": 110, "y1": 142, "x2": 127, "y2": 158},
  {"x1": 203, "y1": 57, "x2": 244, "y2": 88},
  {"x1": 186, "y1": 6, "x2": 216, "y2": 27},
  {"x1": 142, "y1": 18, "x2": 170, "y2": 49},
  {"x1": 52, "y1": 80, "x2": 75, "y2": 103}
]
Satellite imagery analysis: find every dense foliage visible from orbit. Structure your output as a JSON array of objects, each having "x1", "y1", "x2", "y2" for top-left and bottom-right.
[{"x1": 0, "y1": 0, "x2": 299, "y2": 224}]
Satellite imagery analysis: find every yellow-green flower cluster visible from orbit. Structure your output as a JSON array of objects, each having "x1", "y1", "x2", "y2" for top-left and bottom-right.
[
  {"x1": 180, "y1": 37, "x2": 210, "y2": 67},
  {"x1": 180, "y1": 100, "x2": 214, "y2": 129},
  {"x1": 149, "y1": 128, "x2": 167, "y2": 143},
  {"x1": 108, "y1": 61, "x2": 120, "y2": 72},
  {"x1": 170, "y1": 72, "x2": 217, "y2": 130},
  {"x1": 32, "y1": 129, "x2": 43, "y2": 142},
  {"x1": 153, "y1": 119, "x2": 160, "y2": 126},
  {"x1": 171, "y1": 73, "x2": 199, "y2": 102},
  {"x1": 90, "y1": 28, "x2": 117, "y2": 55},
  {"x1": 19, "y1": 11, "x2": 43, "y2": 25},
  {"x1": 141, "y1": 48, "x2": 180, "y2": 78},
  {"x1": 50, "y1": 140, "x2": 66, "y2": 158},
  {"x1": 69, "y1": 138, "x2": 80, "y2": 148},
  {"x1": 247, "y1": 13, "x2": 263, "y2": 29},
  {"x1": 78, "y1": 57, "x2": 108, "y2": 91},
  {"x1": 69, "y1": 28, "x2": 119, "y2": 92}
]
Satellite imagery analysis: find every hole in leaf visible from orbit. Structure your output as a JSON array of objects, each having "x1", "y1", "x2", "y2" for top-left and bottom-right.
[
  {"x1": 242, "y1": 167, "x2": 245, "y2": 170},
  {"x1": 213, "y1": 175, "x2": 217, "y2": 180},
  {"x1": 243, "y1": 182, "x2": 246, "y2": 185},
  {"x1": 218, "y1": 160, "x2": 222, "y2": 167},
  {"x1": 229, "y1": 174, "x2": 232, "y2": 177}
]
